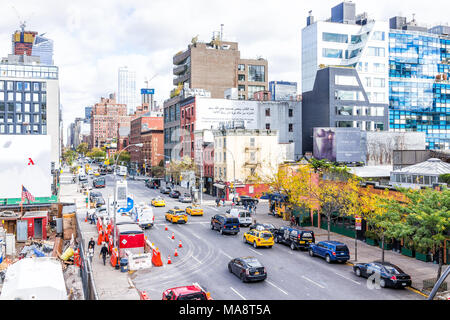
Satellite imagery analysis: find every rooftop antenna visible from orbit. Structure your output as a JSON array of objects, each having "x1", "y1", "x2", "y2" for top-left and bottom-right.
[
  {"x1": 412, "y1": 13, "x2": 416, "y2": 22},
  {"x1": 220, "y1": 24, "x2": 224, "y2": 41}
]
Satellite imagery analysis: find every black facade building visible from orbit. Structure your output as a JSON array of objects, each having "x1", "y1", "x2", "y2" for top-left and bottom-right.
[{"x1": 302, "y1": 66, "x2": 388, "y2": 154}]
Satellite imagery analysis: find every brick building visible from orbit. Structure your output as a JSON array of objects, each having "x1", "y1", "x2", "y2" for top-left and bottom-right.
[
  {"x1": 129, "y1": 113, "x2": 164, "y2": 174},
  {"x1": 90, "y1": 93, "x2": 131, "y2": 148}
]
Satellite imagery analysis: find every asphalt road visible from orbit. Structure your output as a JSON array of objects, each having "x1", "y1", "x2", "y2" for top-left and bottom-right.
[{"x1": 93, "y1": 172, "x2": 422, "y2": 300}]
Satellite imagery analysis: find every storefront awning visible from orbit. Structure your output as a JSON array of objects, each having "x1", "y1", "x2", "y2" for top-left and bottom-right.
[{"x1": 213, "y1": 183, "x2": 226, "y2": 189}]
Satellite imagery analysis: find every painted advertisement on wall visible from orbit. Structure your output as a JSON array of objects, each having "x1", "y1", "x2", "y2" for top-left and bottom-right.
[
  {"x1": 313, "y1": 128, "x2": 362, "y2": 163},
  {"x1": 195, "y1": 98, "x2": 258, "y2": 130},
  {"x1": 0, "y1": 135, "x2": 52, "y2": 199}
]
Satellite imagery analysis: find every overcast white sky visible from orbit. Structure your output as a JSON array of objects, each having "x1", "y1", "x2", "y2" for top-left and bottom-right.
[{"x1": 0, "y1": 0, "x2": 449, "y2": 136}]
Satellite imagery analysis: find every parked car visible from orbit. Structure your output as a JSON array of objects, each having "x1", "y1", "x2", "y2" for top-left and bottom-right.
[
  {"x1": 210, "y1": 214, "x2": 240, "y2": 235},
  {"x1": 234, "y1": 195, "x2": 259, "y2": 206},
  {"x1": 249, "y1": 223, "x2": 277, "y2": 235},
  {"x1": 169, "y1": 190, "x2": 181, "y2": 198},
  {"x1": 160, "y1": 186, "x2": 172, "y2": 194},
  {"x1": 89, "y1": 191, "x2": 102, "y2": 203},
  {"x1": 228, "y1": 257, "x2": 267, "y2": 282},
  {"x1": 226, "y1": 208, "x2": 252, "y2": 227},
  {"x1": 273, "y1": 226, "x2": 315, "y2": 250},
  {"x1": 145, "y1": 179, "x2": 160, "y2": 189},
  {"x1": 309, "y1": 241, "x2": 350, "y2": 263},
  {"x1": 353, "y1": 261, "x2": 412, "y2": 288},
  {"x1": 179, "y1": 193, "x2": 192, "y2": 203},
  {"x1": 243, "y1": 230, "x2": 274, "y2": 248},
  {"x1": 162, "y1": 283, "x2": 212, "y2": 300},
  {"x1": 165, "y1": 208, "x2": 188, "y2": 224},
  {"x1": 185, "y1": 205, "x2": 204, "y2": 216},
  {"x1": 94, "y1": 196, "x2": 105, "y2": 208}
]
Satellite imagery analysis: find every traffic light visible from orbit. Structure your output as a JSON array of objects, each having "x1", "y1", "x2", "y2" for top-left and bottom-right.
[{"x1": 180, "y1": 175, "x2": 183, "y2": 181}]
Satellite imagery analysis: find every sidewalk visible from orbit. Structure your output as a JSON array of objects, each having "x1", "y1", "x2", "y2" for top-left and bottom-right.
[
  {"x1": 254, "y1": 210, "x2": 448, "y2": 292},
  {"x1": 60, "y1": 168, "x2": 140, "y2": 300}
]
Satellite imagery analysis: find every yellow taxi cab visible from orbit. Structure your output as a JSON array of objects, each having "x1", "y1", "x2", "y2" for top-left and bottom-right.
[
  {"x1": 185, "y1": 205, "x2": 204, "y2": 216},
  {"x1": 93, "y1": 170, "x2": 100, "y2": 177},
  {"x1": 165, "y1": 208, "x2": 188, "y2": 224},
  {"x1": 151, "y1": 197, "x2": 166, "y2": 207},
  {"x1": 243, "y1": 230, "x2": 274, "y2": 248}
]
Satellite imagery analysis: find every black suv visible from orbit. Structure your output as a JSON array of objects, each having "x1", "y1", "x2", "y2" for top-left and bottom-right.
[
  {"x1": 169, "y1": 190, "x2": 181, "y2": 198},
  {"x1": 211, "y1": 214, "x2": 240, "y2": 235},
  {"x1": 273, "y1": 226, "x2": 315, "y2": 250}
]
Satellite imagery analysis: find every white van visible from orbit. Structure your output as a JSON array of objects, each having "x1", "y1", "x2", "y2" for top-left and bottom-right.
[
  {"x1": 227, "y1": 208, "x2": 252, "y2": 227},
  {"x1": 133, "y1": 206, "x2": 154, "y2": 229}
]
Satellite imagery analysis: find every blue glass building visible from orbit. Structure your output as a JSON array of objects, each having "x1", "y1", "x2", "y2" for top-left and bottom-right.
[{"x1": 389, "y1": 29, "x2": 450, "y2": 149}]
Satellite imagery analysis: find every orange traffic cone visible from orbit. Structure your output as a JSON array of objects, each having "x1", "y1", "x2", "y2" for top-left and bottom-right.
[
  {"x1": 174, "y1": 248, "x2": 178, "y2": 257},
  {"x1": 167, "y1": 255, "x2": 172, "y2": 264},
  {"x1": 171, "y1": 232, "x2": 175, "y2": 240},
  {"x1": 165, "y1": 226, "x2": 168, "y2": 231},
  {"x1": 178, "y1": 240, "x2": 183, "y2": 248},
  {"x1": 85, "y1": 216, "x2": 87, "y2": 223}
]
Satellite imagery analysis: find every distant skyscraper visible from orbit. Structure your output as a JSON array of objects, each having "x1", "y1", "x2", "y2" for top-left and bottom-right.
[
  {"x1": 118, "y1": 66, "x2": 138, "y2": 114},
  {"x1": 12, "y1": 25, "x2": 54, "y2": 65},
  {"x1": 32, "y1": 34, "x2": 54, "y2": 65}
]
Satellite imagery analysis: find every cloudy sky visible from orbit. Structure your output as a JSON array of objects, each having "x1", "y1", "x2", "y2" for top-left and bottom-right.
[{"x1": 0, "y1": 0, "x2": 448, "y2": 136}]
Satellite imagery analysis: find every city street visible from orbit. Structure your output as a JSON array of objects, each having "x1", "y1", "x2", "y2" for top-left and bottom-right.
[{"x1": 94, "y1": 173, "x2": 422, "y2": 300}]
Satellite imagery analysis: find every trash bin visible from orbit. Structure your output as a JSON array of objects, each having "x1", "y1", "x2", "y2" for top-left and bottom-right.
[{"x1": 120, "y1": 258, "x2": 128, "y2": 273}]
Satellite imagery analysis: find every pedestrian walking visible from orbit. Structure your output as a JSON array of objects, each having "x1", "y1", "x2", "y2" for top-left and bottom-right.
[
  {"x1": 222, "y1": 197, "x2": 225, "y2": 206},
  {"x1": 99, "y1": 243, "x2": 109, "y2": 265},
  {"x1": 215, "y1": 198, "x2": 220, "y2": 207},
  {"x1": 88, "y1": 237, "x2": 95, "y2": 253}
]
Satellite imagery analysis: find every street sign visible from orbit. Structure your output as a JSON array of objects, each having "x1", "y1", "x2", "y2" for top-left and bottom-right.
[
  {"x1": 355, "y1": 216, "x2": 362, "y2": 230},
  {"x1": 141, "y1": 88, "x2": 155, "y2": 95}
]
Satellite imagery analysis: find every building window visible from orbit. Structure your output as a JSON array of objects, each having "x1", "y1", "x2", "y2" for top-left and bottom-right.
[
  {"x1": 265, "y1": 123, "x2": 270, "y2": 130},
  {"x1": 265, "y1": 108, "x2": 270, "y2": 117},
  {"x1": 372, "y1": 31, "x2": 385, "y2": 41},
  {"x1": 322, "y1": 48, "x2": 343, "y2": 58},
  {"x1": 322, "y1": 32, "x2": 348, "y2": 43},
  {"x1": 335, "y1": 90, "x2": 365, "y2": 101},
  {"x1": 238, "y1": 64, "x2": 245, "y2": 71},
  {"x1": 248, "y1": 85, "x2": 265, "y2": 98},
  {"x1": 373, "y1": 78, "x2": 385, "y2": 88},
  {"x1": 250, "y1": 137, "x2": 255, "y2": 147},
  {"x1": 288, "y1": 123, "x2": 293, "y2": 132},
  {"x1": 238, "y1": 74, "x2": 245, "y2": 81},
  {"x1": 248, "y1": 65, "x2": 265, "y2": 82},
  {"x1": 336, "y1": 121, "x2": 354, "y2": 128},
  {"x1": 288, "y1": 109, "x2": 293, "y2": 117},
  {"x1": 250, "y1": 152, "x2": 256, "y2": 162},
  {"x1": 367, "y1": 47, "x2": 385, "y2": 57},
  {"x1": 238, "y1": 85, "x2": 245, "y2": 92},
  {"x1": 335, "y1": 75, "x2": 358, "y2": 86}
]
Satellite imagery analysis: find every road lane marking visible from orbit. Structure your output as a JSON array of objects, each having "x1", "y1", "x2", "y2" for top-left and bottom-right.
[
  {"x1": 192, "y1": 256, "x2": 203, "y2": 264},
  {"x1": 302, "y1": 276, "x2": 325, "y2": 289},
  {"x1": 249, "y1": 248, "x2": 263, "y2": 256},
  {"x1": 266, "y1": 280, "x2": 289, "y2": 295},
  {"x1": 406, "y1": 286, "x2": 429, "y2": 298},
  {"x1": 334, "y1": 272, "x2": 361, "y2": 285},
  {"x1": 230, "y1": 287, "x2": 246, "y2": 300},
  {"x1": 221, "y1": 251, "x2": 233, "y2": 260}
]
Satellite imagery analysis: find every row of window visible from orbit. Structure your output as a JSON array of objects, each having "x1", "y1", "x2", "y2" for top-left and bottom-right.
[
  {"x1": 336, "y1": 106, "x2": 385, "y2": 117},
  {"x1": 0, "y1": 81, "x2": 46, "y2": 91},
  {"x1": 264, "y1": 108, "x2": 294, "y2": 117},
  {"x1": 237, "y1": 65, "x2": 266, "y2": 83},
  {"x1": 0, "y1": 92, "x2": 46, "y2": 102},
  {"x1": 0, "y1": 114, "x2": 45, "y2": 124},
  {"x1": 336, "y1": 121, "x2": 384, "y2": 131},
  {"x1": 322, "y1": 31, "x2": 384, "y2": 44},
  {"x1": 323, "y1": 46, "x2": 385, "y2": 59},
  {"x1": 0, "y1": 123, "x2": 46, "y2": 134},
  {"x1": 391, "y1": 174, "x2": 438, "y2": 185},
  {"x1": 0, "y1": 102, "x2": 46, "y2": 113}
]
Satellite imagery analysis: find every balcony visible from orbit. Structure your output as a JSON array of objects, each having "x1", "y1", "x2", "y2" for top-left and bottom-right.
[
  {"x1": 245, "y1": 146, "x2": 260, "y2": 152},
  {"x1": 173, "y1": 50, "x2": 190, "y2": 65},
  {"x1": 173, "y1": 64, "x2": 189, "y2": 76},
  {"x1": 173, "y1": 72, "x2": 190, "y2": 86}
]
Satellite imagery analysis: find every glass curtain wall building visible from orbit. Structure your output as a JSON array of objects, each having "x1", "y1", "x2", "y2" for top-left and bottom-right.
[
  {"x1": 118, "y1": 66, "x2": 138, "y2": 114},
  {"x1": 389, "y1": 30, "x2": 450, "y2": 149}
]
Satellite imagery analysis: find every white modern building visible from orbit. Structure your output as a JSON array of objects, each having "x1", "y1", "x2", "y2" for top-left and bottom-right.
[
  {"x1": 0, "y1": 54, "x2": 61, "y2": 169},
  {"x1": 302, "y1": 1, "x2": 389, "y2": 106},
  {"x1": 31, "y1": 35, "x2": 54, "y2": 66},
  {"x1": 118, "y1": 66, "x2": 138, "y2": 114}
]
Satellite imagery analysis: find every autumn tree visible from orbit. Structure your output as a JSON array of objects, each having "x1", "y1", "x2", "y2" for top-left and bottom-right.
[{"x1": 76, "y1": 143, "x2": 88, "y2": 156}]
